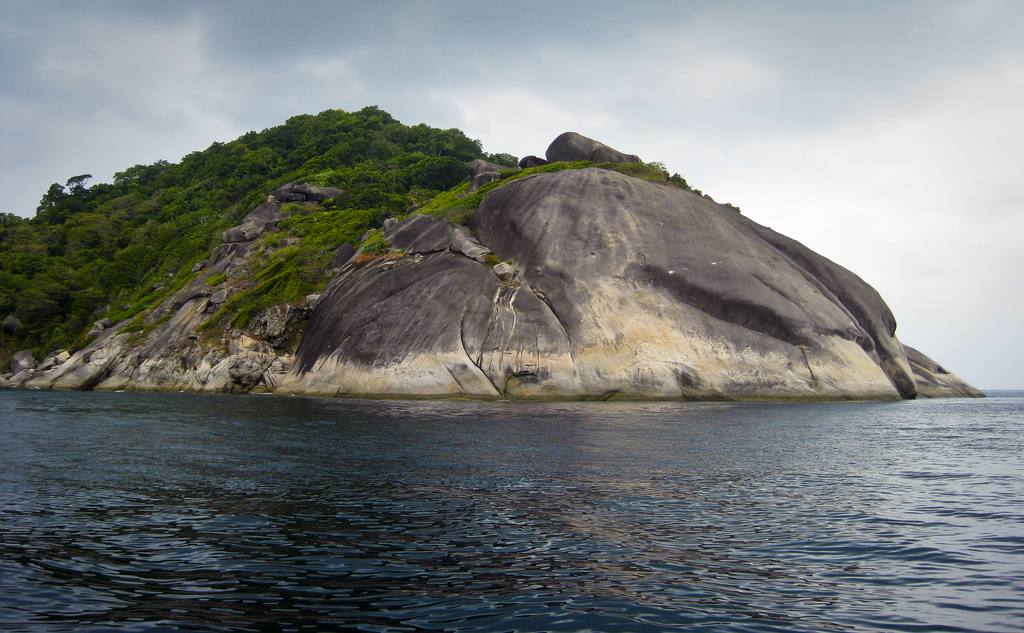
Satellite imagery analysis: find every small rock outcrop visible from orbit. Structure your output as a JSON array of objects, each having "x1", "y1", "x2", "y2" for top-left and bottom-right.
[
  {"x1": 519, "y1": 156, "x2": 548, "y2": 169},
  {"x1": 3, "y1": 315, "x2": 21, "y2": 335},
  {"x1": 11, "y1": 350, "x2": 36, "y2": 374},
  {"x1": 466, "y1": 159, "x2": 512, "y2": 192},
  {"x1": 269, "y1": 182, "x2": 344, "y2": 204},
  {"x1": 385, "y1": 213, "x2": 492, "y2": 263},
  {"x1": 545, "y1": 132, "x2": 641, "y2": 164}
]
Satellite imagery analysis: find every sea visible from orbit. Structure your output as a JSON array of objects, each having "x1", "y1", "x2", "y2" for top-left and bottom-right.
[{"x1": 0, "y1": 388, "x2": 1021, "y2": 633}]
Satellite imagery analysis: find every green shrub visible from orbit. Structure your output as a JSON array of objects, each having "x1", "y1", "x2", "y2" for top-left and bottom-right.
[
  {"x1": 361, "y1": 230, "x2": 391, "y2": 256},
  {"x1": 202, "y1": 245, "x2": 331, "y2": 331}
]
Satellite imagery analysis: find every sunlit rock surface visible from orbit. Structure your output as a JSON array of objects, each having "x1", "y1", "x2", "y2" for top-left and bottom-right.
[{"x1": 282, "y1": 162, "x2": 981, "y2": 400}]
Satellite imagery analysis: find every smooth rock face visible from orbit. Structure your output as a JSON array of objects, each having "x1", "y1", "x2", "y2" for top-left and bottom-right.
[
  {"x1": 282, "y1": 166, "x2": 972, "y2": 400},
  {"x1": 473, "y1": 168, "x2": 915, "y2": 398},
  {"x1": 904, "y1": 345, "x2": 984, "y2": 398},
  {"x1": 278, "y1": 252, "x2": 574, "y2": 398}
]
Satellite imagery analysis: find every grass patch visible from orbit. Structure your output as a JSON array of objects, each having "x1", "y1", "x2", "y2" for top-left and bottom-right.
[
  {"x1": 200, "y1": 245, "x2": 331, "y2": 331},
  {"x1": 416, "y1": 160, "x2": 703, "y2": 226}
]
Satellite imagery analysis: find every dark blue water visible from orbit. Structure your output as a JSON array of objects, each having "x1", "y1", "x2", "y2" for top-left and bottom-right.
[{"x1": 0, "y1": 389, "x2": 1021, "y2": 632}]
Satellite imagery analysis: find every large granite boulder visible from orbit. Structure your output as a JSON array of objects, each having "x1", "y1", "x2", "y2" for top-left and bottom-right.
[
  {"x1": 280, "y1": 165, "x2": 976, "y2": 400},
  {"x1": 473, "y1": 168, "x2": 915, "y2": 399},
  {"x1": 519, "y1": 156, "x2": 548, "y2": 169},
  {"x1": 545, "y1": 132, "x2": 641, "y2": 164},
  {"x1": 269, "y1": 183, "x2": 344, "y2": 204},
  {"x1": 10, "y1": 350, "x2": 36, "y2": 374},
  {"x1": 466, "y1": 159, "x2": 513, "y2": 192},
  {"x1": 330, "y1": 243, "x2": 356, "y2": 268}
]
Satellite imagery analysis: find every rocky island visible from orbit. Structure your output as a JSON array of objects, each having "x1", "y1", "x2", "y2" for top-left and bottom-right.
[{"x1": 1, "y1": 118, "x2": 982, "y2": 400}]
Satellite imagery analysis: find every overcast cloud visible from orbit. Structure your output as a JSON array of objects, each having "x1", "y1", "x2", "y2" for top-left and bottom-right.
[{"x1": 2, "y1": 0, "x2": 1022, "y2": 389}]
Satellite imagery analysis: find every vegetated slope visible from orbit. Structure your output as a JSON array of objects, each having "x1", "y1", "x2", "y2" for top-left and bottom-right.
[{"x1": 0, "y1": 106, "x2": 511, "y2": 365}]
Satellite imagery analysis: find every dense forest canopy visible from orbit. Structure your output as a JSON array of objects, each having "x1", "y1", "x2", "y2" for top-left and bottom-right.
[{"x1": 0, "y1": 107, "x2": 514, "y2": 358}]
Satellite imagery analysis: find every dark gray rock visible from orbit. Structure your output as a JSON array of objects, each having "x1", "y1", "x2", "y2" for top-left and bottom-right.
[
  {"x1": 172, "y1": 276, "x2": 212, "y2": 310},
  {"x1": 269, "y1": 188, "x2": 305, "y2": 203},
  {"x1": 284, "y1": 251, "x2": 572, "y2": 398},
  {"x1": 469, "y1": 172, "x2": 503, "y2": 192},
  {"x1": 270, "y1": 183, "x2": 344, "y2": 204},
  {"x1": 386, "y1": 214, "x2": 491, "y2": 262},
  {"x1": 282, "y1": 167, "x2": 962, "y2": 399},
  {"x1": 545, "y1": 132, "x2": 641, "y2": 164},
  {"x1": 222, "y1": 226, "x2": 250, "y2": 243},
  {"x1": 209, "y1": 243, "x2": 247, "y2": 267},
  {"x1": 466, "y1": 159, "x2": 512, "y2": 178},
  {"x1": 483, "y1": 167, "x2": 918, "y2": 398},
  {"x1": 519, "y1": 155, "x2": 548, "y2": 169},
  {"x1": 293, "y1": 183, "x2": 344, "y2": 203},
  {"x1": 241, "y1": 202, "x2": 283, "y2": 226},
  {"x1": 3, "y1": 315, "x2": 21, "y2": 335},
  {"x1": 467, "y1": 159, "x2": 513, "y2": 192},
  {"x1": 330, "y1": 243, "x2": 357, "y2": 268}
]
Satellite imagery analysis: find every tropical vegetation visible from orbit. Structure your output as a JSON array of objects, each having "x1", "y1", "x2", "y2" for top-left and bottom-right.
[{"x1": 1, "y1": 106, "x2": 699, "y2": 369}]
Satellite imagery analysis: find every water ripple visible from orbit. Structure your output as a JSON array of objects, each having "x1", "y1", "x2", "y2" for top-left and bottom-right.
[{"x1": 1, "y1": 390, "x2": 1022, "y2": 632}]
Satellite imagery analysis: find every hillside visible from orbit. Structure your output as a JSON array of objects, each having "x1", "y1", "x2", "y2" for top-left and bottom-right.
[
  {"x1": 0, "y1": 111, "x2": 982, "y2": 399},
  {"x1": 0, "y1": 107, "x2": 506, "y2": 354}
]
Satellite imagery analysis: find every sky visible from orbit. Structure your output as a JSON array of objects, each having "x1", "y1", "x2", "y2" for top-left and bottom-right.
[{"x1": 1, "y1": 0, "x2": 1022, "y2": 389}]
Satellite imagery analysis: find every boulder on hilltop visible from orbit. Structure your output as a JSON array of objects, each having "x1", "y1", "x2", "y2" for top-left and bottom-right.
[{"x1": 545, "y1": 132, "x2": 641, "y2": 164}]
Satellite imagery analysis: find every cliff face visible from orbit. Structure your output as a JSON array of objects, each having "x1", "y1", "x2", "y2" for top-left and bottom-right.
[{"x1": 2, "y1": 134, "x2": 984, "y2": 400}]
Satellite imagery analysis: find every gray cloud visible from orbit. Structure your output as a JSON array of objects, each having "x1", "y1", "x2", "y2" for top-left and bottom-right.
[{"x1": 2, "y1": 0, "x2": 1023, "y2": 387}]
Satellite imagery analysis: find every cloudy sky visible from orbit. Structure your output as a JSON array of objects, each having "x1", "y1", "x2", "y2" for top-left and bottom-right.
[{"x1": 2, "y1": 0, "x2": 1022, "y2": 389}]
